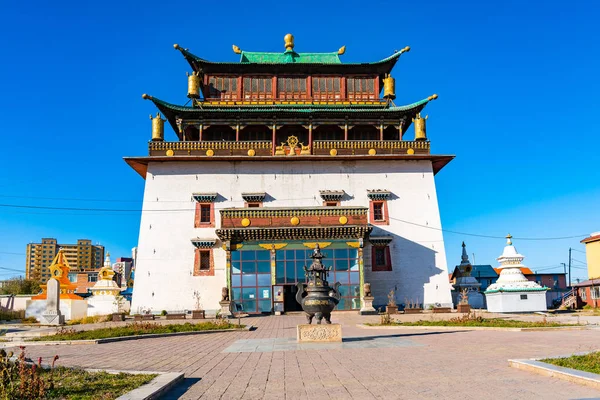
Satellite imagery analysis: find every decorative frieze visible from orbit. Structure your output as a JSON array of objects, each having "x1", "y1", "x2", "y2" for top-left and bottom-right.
[
  {"x1": 319, "y1": 190, "x2": 345, "y2": 202},
  {"x1": 220, "y1": 206, "x2": 367, "y2": 219},
  {"x1": 192, "y1": 193, "x2": 218, "y2": 203},
  {"x1": 369, "y1": 236, "x2": 393, "y2": 247},
  {"x1": 241, "y1": 192, "x2": 267, "y2": 202},
  {"x1": 366, "y1": 190, "x2": 391, "y2": 201},
  {"x1": 216, "y1": 225, "x2": 372, "y2": 242},
  {"x1": 191, "y1": 238, "x2": 217, "y2": 249}
]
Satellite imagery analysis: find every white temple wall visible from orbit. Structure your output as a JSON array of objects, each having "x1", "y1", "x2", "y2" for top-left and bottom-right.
[{"x1": 131, "y1": 159, "x2": 453, "y2": 313}]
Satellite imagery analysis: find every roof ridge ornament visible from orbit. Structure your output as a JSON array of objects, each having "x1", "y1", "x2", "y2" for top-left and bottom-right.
[
  {"x1": 284, "y1": 33, "x2": 294, "y2": 51},
  {"x1": 232, "y1": 44, "x2": 242, "y2": 54},
  {"x1": 338, "y1": 46, "x2": 346, "y2": 55}
]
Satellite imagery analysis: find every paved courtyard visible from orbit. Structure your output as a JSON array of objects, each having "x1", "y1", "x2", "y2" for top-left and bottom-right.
[{"x1": 5, "y1": 313, "x2": 600, "y2": 399}]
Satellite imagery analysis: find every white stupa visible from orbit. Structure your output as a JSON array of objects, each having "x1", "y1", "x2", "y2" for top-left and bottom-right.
[
  {"x1": 485, "y1": 235, "x2": 547, "y2": 312},
  {"x1": 87, "y1": 253, "x2": 130, "y2": 316}
]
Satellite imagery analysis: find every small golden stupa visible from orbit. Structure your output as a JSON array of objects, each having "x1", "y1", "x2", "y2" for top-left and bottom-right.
[{"x1": 32, "y1": 250, "x2": 83, "y2": 300}]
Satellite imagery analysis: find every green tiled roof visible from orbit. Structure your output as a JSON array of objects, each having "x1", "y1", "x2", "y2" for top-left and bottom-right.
[
  {"x1": 173, "y1": 45, "x2": 407, "y2": 76},
  {"x1": 240, "y1": 50, "x2": 341, "y2": 64},
  {"x1": 144, "y1": 96, "x2": 435, "y2": 114}
]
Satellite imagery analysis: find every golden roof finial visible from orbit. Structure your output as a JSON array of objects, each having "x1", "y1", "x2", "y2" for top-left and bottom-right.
[
  {"x1": 284, "y1": 33, "x2": 294, "y2": 51},
  {"x1": 338, "y1": 45, "x2": 346, "y2": 55},
  {"x1": 232, "y1": 44, "x2": 242, "y2": 54},
  {"x1": 428, "y1": 94, "x2": 438, "y2": 101},
  {"x1": 506, "y1": 234, "x2": 513, "y2": 245}
]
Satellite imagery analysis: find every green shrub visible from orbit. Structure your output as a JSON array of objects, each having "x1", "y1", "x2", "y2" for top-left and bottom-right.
[
  {"x1": 0, "y1": 309, "x2": 25, "y2": 321},
  {"x1": 160, "y1": 310, "x2": 167, "y2": 316},
  {"x1": 583, "y1": 304, "x2": 593, "y2": 310}
]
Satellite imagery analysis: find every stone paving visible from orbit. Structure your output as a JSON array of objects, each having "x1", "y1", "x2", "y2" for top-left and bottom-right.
[{"x1": 4, "y1": 313, "x2": 600, "y2": 399}]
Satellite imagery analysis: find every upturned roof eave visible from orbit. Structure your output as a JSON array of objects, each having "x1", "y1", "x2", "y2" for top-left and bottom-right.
[{"x1": 174, "y1": 45, "x2": 404, "y2": 76}]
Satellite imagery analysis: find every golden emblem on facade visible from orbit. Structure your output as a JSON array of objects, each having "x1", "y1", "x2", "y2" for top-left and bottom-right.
[
  {"x1": 241, "y1": 218, "x2": 251, "y2": 227},
  {"x1": 368, "y1": 148, "x2": 377, "y2": 156},
  {"x1": 166, "y1": 149, "x2": 174, "y2": 156},
  {"x1": 206, "y1": 149, "x2": 214, "y2": 156},
  {"x1": 290, "y1": 216, "x2": 300, "y2": 226},
  {"x1": 407, "y1": 148, "x2": 415, "y2": 155},
  {"x1": 339, "y1": 216, "x2": 348, "y2": 225},
  {"x1": 247, "y1": 149, "x2": 256, "y2": 156},
  {"x1": 329, "y1": 149, "x2": 338, "y2": 156}
]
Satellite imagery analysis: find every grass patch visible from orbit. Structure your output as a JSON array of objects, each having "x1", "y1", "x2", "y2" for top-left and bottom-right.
[
  {"x1": 1, "y1": 348, "x2": 156, "y2": 399},
  {"x1": 66, "y1": 315, "x2": 111, "y2": 325},
  {"x1": 542, "y1": 352, "x2": 600, "y2": 375},
  {"x1": 45, "y1": 367, "x2": 156, "y2": 399},
  {"x1": 367, "y1": 313, "x2": 577, "y2": 328},
  {"x1": 32, "y1": 320, "x2": 244, "y2": 341}
]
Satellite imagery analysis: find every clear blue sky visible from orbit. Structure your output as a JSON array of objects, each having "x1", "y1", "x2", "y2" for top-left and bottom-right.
[{"x1": 1, "y1": 0, "x2": 598, "y2": 282}]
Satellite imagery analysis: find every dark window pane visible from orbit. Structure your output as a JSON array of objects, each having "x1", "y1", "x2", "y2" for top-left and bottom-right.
[
  {"x1": 200, "y1": 205, "x2": 211, "y2": 223},
  {"x1": 232, "y1": 79, "x2": 237, "y2": 90},
  {"x1": 265, "y1": 79, "x2": 272, "y2": 92},
  {"x1": 258, "y1": 274, "x2": 271, "y2": 286},
  {"x1": 257, "y1": 261, "x2": 271, "y2": 274},
  {"x1": 200, "y1": 251, "x2": 210, "y2": 270},
  {"x1": 375, "y1": 247, "x2": 386, "y2": 266},
  {"x1": 259, "y1": 299, "x2": 271, "y2": 312},
  {"x1": 285, "y1": 250, "x2": 295, "y2": 260},
  {"x1": 276, "y1": 261, "x2": 285, "y2": 284},
  {"x1": 286, "y1": 263, "x2": 295, "y2": 283},
  {"x1": 231, "y1": 251, "x2": 241, "y2": 261},
  {"x1": 241, "y1": 251, "x2": 256, "y2": 261},
  {"x1": 334, "y1": 78, "x2": 340, "y2": 92},
  {"x1": 232, "y1": 287, "x2": 241, "y2": 300},
  {"x1": 242, "y1": 274, "x2": 256, "y2": 287},
  {"x1": 334, "y1": 249, "x2": 348, "y2": 259},
  {"x1": 242, "y1": 261, "x2": 256, "y2": 274},
  {"x1": 367, "y1": 78, "x2": 374, "y2": 92},
  {"x1": 335, "y1": 259, "x2": 349, "y2": 271},
  {"x1": 349, "y1": 271, "x2": 360, "y2": 284},
  {"x1": 373, "y1": 202, "x2": 384, "y2": 221},
  {"x1": 257, "y1": 251, "x2": 271, "y2": 261}
]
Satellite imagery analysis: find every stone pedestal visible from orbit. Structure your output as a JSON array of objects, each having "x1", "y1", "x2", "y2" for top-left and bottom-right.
[
  {"x1": 359, "y1": 296, "x2": 377, "y2": 315},
  {"x1": 39, "y1": 279, "x2": 64, "y2": 325},
  {"x1": 219, "y1": 300, "x2": 233, "y2": 318},
  {"x1": 486, "y1": 291, "x2": 547, "y2": 313},
  {"x1": 297, "y1": 324, "x2": 342, "y2": 342}
]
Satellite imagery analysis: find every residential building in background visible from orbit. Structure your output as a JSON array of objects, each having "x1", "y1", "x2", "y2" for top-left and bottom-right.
[
  {"x1": 581, "y1": 232, "x2": 600, "y2": 279},
  {"x1": 26, "y1": 238, "x2": 104, "y2": 283}
]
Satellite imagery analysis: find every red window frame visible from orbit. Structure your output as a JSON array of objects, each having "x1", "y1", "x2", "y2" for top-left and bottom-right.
[
  {"x1": 312, "y1": 76, "x2": 342, "y2": 100},
  {"x1": 245, "y1": 201, "x2": 262, "y2": 208},
  {"x1": 207, "y1": 76, "x2": 238, "y2": 100},
  {"x1": 243, "y1": 76, "x2": 273, "y2": 100},
  {"x1": 194, "y1": 203, "x2": 215, "y2": 228},
  {"x1": 323, "y1": 201, "x2": 340, "y2": 207},
  {"x1": 371, "y1": 246, "x2": 392, "y2": 271},
  {"x1": 194, "y1": 249, "x2": 214, "y2": 276},
  {"x1": 369, "y1": 200, "x2": 389, "y2": 225}
]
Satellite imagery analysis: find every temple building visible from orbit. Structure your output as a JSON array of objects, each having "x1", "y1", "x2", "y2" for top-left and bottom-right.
[{"x1": 126, "y1": 34, "x2": 454, "y2": 314}]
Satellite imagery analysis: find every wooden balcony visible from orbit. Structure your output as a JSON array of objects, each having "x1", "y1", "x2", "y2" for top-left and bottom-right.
[{"x1": 148, "y1": 140, "x2": 429, "y2": 157}]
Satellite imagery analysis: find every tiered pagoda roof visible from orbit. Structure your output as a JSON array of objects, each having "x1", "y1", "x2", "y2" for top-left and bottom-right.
[{"x1": 125, "y1": 34, "x2": 454, "y2": 177}]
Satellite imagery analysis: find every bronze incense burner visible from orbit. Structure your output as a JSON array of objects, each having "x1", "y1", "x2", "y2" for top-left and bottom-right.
[{"x1": 296, "y1": 244, "x2": 341, "y2": 324}]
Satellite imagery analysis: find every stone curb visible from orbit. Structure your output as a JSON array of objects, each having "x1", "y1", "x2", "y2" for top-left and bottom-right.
[
  {"x1": 99, "y1": 370, "x2": 183, "y2": 400},
  {"x1": 356, "y1": 324, "x2": 589, "y2": 332},
  {"x1": 508, "y1": 358, "x2": 600, "y2": 390},
  {"x1": 1, "y1": 325, "x2": 252, "y2": 347}
]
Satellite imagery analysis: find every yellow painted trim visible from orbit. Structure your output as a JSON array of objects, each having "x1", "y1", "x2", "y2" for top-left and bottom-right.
[
  {"x1": 303, "y1": 242, "x2": 333, "y2": 249},
  {"x1": 258, "y1": 243, "x2": 288, "y2": 250},
  {"x1": 346, "y1": 242, "x2": 360, "y2": 248}
]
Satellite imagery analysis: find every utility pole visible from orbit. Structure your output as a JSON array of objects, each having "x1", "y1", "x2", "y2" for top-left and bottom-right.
[
  {"x1": 568, "y1": 248, "x2": 572, "y2": 287},
  {"x1": 472, "y1": 253, "x2": 476, "y2": 265}
]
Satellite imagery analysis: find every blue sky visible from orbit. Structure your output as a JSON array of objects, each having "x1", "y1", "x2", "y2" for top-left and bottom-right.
[{"x1": 0, "y1": 0, "x2": 598, "y2": 282}]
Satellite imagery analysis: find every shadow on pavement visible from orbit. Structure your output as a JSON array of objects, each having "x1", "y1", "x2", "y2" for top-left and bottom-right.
[
  {"x1": 162, "y1": 377, "x2": 201, "y2": 399},
  {"x1": 343, "y1": 330, "x2": 468, "y2": 342}
]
